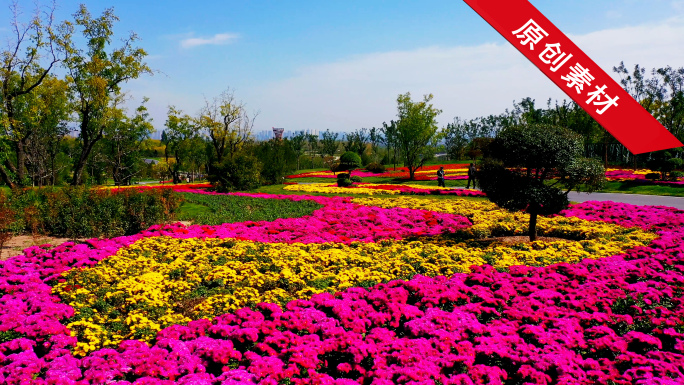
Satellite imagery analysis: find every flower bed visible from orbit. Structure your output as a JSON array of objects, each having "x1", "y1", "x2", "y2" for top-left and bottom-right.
[
  {"x1": 283, "y1": 183, "x2": 485, "y2": 196},
  {"x1": 288, "y1": 164, "x2": 470, "y2": 180},
  {"x1": 0, "y1": 192, "x2": 683, "y2": 384},
  {"x1": 99, "y1": 183, "x2": 212, "y2": 191},
  {"x1": 606, "y1": 168, "x2": 684, "y2": 185}
]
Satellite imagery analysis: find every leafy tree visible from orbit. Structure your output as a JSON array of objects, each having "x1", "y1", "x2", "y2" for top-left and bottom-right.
[
  {"x1": 380, "y1": 120, "x2": 399, "y2": 169},
  {"x1": 395, "y1": 92, "x2": 442, "y2": 180},
  {"x1": 208, "y1": 152, "x2": 262, "y2": 192},
  {"x1": 164, "y1": 106, "x2": 199, "y2": 184},
  {"x1": 320, "y1": 129, "x2": 339, "y2": 158},
  {"x1": 444, "y1": 118, "x2": 469, "y2": 161},
  {"x1": 198, "y1": 87, "x2": 257, "y2": 163},
  {"x1": 102, "y1": 98, "x2": 154, "y2": 186},
  {"x1": 306, "y1": 133, "x2": 319, "y2": 168},
  {"x1": 368, "y1": 127, "x2": 383, "y2": 163},
  {"x1": 61, "y1": 4, "x2": 153, "y2": 185},
  {"x1": 343, "y1": 128, "x2": 369, "y2": 155},
  {"x1": 0, "y1": 1, "x2": 67, "y2": 187},
  {"x1": 478, "y1": 124, "x2": 605, "y2": 241},
  {"x1": 14, "y1": 75, "x2": 71, "y2": 186},
  {"x1": 614, "y1": 62, "x2": 684, "y2": 166},
  {"x1": 253, "y1": 139, "x2": 297, "y2": 184},
  {"x1": 646, "y1": 148, "x2": 684, "y2": 181},
  {"x1": 287, "y1": 131, "x2": 307, "y2": 170}
]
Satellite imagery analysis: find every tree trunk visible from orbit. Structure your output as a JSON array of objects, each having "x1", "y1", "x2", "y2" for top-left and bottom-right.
[
  {"x1": 0, "y1": 163, "x2": 15, "y2": 189},
  {"x1": 604, "y1": 142, "x2": 609, "y2": 168},
  {"x1": 71, "y1": 151, "x2": 90, "y2": 186},
  {"x1": 16, "y1": 140, "x2": 27, "y2": 184},
  {"x1": 528, "y1": 208, "x2": 538, "y2": 242}
]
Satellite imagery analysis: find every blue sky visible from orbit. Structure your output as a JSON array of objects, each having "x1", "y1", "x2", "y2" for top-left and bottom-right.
[{"x1": 2, "y1": 0, "x2": 684, "y2": 137}]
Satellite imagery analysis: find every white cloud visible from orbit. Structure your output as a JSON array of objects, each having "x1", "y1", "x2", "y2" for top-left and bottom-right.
[
  {"x1": 246, "y1": 16, "x2": 684, "y2": 132},
  {"x1": 179, "y1": 33, "x2": 239, "y2": 49}
]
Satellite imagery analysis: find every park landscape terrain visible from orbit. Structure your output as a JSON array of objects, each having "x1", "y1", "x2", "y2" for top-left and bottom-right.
[
  {"x1": 1, "y1": 158, "x2": 684, "y2": 384},
  {"x1": 2, "y1": 2, "x2": 684, "y2": 384}
]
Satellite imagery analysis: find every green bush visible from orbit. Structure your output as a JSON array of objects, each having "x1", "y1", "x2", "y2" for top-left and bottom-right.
[
  {"x1": 337, "y1": 178, "x2": 353, "y2": 187},
  {"x1": 668, "y1": 170, "x2": 684, "y2": 180},
  {"x1": 350, "y1": 176, "x2": 362, "y2": 183},
  {"x1": 5, "y1": 187, "x2": 182, "y2": 238},
  {"x1": 336, "y1": 173, "x2": 350, "y2": 180},
  {"x1": 338, "y1": 152, "x2": 362, "y2": 173},
  {"x1": 365, "y1": 162, "x2": 386, "y2": 173},
  {"x1": 208, "y1": 153, "x2": 263, "y2": 192},
  {"x1": 360, "y1": 152, "x2": 372, "y2": 167}
]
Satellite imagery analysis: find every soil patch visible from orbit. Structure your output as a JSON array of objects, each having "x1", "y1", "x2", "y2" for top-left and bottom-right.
[
  {"x1": 0, "y1": 235, "x2": 86, "y2": 261},
  {"x1": 466, "y1": 236, "x2": 576, "y2": 247}
]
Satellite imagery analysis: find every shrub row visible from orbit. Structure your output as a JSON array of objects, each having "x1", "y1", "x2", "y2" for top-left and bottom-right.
[{"x1": 2, "y1": 187, "x2": 183, "y2": 239}]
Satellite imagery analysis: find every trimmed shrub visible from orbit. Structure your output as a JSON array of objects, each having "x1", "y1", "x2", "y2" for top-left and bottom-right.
[
  {"x1": 668, "y1": 170, "x2": 684, "y2": 180},
  {"x1": 365, "y1": 162, "x2": 386, "y2": 173},
  {"x1": 338, "y1": 152, "x2": 362, "y2": 173},
  {"x1": 208, "y1": 153, "x2": 263, "y2": 192},
  {"x1": 645, "y1": 173, "x2": 660, "y2": 181},
  {"x1": 337, "y1": 178, "x2": 353, "y2": 187},
  {"x1": 350, "y1": 176, "x2": 362, "y2": 183},
  {"x1": 336, "y1": 173, "x2": 353, "y2": 187},
  {"x1": 5, "y1": 187, "x2": 182, "y2": 239}
]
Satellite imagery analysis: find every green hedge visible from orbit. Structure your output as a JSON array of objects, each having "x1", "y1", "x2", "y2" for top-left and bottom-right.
[{"x1": 4, "y1": 187, "x2": 183, "y2": 239}]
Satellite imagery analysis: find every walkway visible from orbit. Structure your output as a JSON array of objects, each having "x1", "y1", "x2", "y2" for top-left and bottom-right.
[{"x1": 567, "y1": 191, "x2": 684, "y2": 210}]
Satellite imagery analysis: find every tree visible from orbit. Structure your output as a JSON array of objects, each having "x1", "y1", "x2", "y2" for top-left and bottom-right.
[
  {"x1": 395, "y1": 92, "x2": 442, "y2": 180},
  {"x1": 306, "y1": 133, "x2": 319, "y2": 168},
  {"x1": 287, "y1": 131, "x2": 306, "y2": 170},
  {"x1": 208, "y1": 152, "x2": 262, "y2": 192},
  {"x1": 164, "y1": 106, "x2": 198, "y2": 184},
  {"x1": 0, "y1": 1, "x2": 67, "y2": 187},
  {"x1": 198, "y1": 87, "x2": 257, "y2": 163},
  {"x1": 62, "y1": 4, "x2": 153, "y2": 185},
  {"x1": 368, "y1": 127, "x2": 383, "y2": 163},
  {"x1": 444, "y1": 118, "x2": 470, "y2": 161},
  {"x1": 101, "y1": 97, "x2": 154, "y2": 186},
  {"x1": 14, "y1": 75, "x2": 71, "y2": 186},
  {"x1": 338, "y1": 151, "x2": 362, "y2": 175},
  {"x1": 646, "y1": 148, "x2": 684, "y2": 181},
  {"x1": 343, "y1": 128, "x2": 369, "y2": 155},
  {"x1": 320, "y1": 129, "x2": 339, "y2": 158},
  {"x1": 478, "y1": 124, "x2": 605, "y2": 241},
  {"x1": 380, "y1": 120, "x2": 399, "y2": 169},
  {"x1": 253, "y1": 139, "x2": 297, "y2": 184}
]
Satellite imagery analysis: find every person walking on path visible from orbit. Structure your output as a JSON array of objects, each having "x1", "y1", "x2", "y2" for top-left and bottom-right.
[
  {"x1": 467, "y1": 163, "x2": 477, "y2": 189},
  {"x1": 437, "y1": 166, "x2": 446, "y2": 187}
]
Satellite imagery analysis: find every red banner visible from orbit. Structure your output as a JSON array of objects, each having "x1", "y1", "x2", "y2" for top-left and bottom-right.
[{"x1": 462, "y1": 0, "x2": 682, "y2": 154}]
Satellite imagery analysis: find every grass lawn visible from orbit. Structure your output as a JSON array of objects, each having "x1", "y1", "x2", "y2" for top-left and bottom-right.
[
  {"x1": 598, "y1": 181, "x2": 684, "y2": 197},
  {"x1": 176, "y1": 192, "x2": 323, "y2": 225}
]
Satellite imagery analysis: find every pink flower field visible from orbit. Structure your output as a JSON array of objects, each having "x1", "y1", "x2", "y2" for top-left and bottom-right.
[{"x1": 1, "y1": 191, "x2": 683, "y2": 385}]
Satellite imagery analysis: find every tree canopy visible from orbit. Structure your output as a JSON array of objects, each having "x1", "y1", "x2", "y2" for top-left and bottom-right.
[
  {"x1": 478, "y1": 124, "x2": 606, "y2": 241},
  {"x1": 395, "y1": 92, "x2": 442, "y2": 179}
]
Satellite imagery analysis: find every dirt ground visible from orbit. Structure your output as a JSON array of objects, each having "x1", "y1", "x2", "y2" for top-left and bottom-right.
[{"x1": 0, "y1": 235, "x2": 83, "y2": 261}]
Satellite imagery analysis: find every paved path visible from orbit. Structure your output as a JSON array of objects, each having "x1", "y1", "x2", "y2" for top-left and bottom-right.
[
  {"x1": 567, "y1": 191, "x2": 684, "y2": 210},
  {"x1": 295, "y1": 182, "x2": 684, "y2": 210}
]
